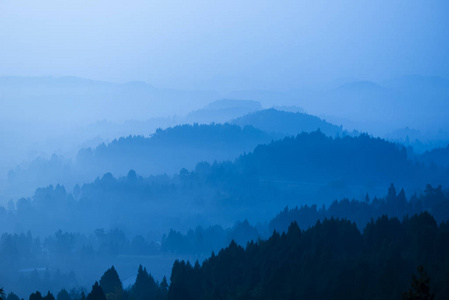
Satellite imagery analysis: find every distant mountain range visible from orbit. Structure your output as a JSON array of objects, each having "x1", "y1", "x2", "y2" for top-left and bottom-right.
[
  {"x1": 3, "y1": 130, "x2": 448, "y2": 237},
  {"x1": 231, "y1": 108, "x2": 343, "y2": 137},
  {"x1": 227, "y1": 75, "x2": 449, "y2": 136},
  {"x1": 5, "y1": 109, "x2": 347, "y2": 199}
]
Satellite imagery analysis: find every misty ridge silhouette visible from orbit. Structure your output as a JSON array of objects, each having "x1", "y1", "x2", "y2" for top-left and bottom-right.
[
  {"x1": 2, "y1": 0, "x2": 449, "y2": 296},
  {"x1": 1, "y1": 94, "x2": 449, "y2": 299}
]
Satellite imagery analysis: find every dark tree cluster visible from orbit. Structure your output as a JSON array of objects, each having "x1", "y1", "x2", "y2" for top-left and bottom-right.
[
  {"x1": 168, "y1": 213, "x2": 449, "y2": 300},
  {"x1": 2, "y1": 212, "x2": 449, "y2": 300},
  {"x1": 269, "y1": 183, "x2": 449, "y2": 232},
  {"x1": 11, "y1": 266, "x2": 168, "y2": 300},
  {"x1": 3, "y1": 131, "x2": 448, "y2": 239},
  {"x1": 161, "y1": 220, "x2": 260, "y2": 255}
]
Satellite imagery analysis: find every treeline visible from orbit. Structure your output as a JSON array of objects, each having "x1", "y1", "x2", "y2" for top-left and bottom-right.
[
  {"x1": 4, "y1": 131, "x2": 448, "y2": 238},
  {"x1": 231, "y1": 108, "x2": 343, "y2": 137},
  {"x1": 7, "y1": 123, "x2": 276, "y2": 198},
  {"x1": 2, "y1": 183, "x2": 447, "y2": 296},
  {"x1": 269, "y1": 183, "x2": 449, "y2": 232},
  {"x1": 161, "y1": 220, "x2": 263, "y2": 255},
  {"x1": 238, "y1": 131, "x2": 432, "y2": 186},
  {"x1": 2, "y1": 265, "x2": 168, "y2": 300},
  {"x1": 0, "y1": 218, "x2": 262, "y2": 295},
  {"x1": 417, "y1": 144, "x2": 449, "y2": 168},
  {"x1": 161, "y1": 183, "x2": 449, "y2": 255},
  {"x1": 168, "y1": 212, "x2": 449, "y2": 300},
  {"x1": 5, "y1": 212, "x2": 448, "y2": 300}
]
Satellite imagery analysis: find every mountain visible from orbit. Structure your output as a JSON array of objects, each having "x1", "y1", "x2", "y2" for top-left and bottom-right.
[
  {"x1": 168, "y1": 213, "x2": 449, "y2": 300},
  {"x1": 6, "y1": 123, "x2": 275, "y2": 198},
  {"x1": 4, "y1": 131, "x2": 448, "y2": 237},
  {"x1": 416, "y1": 145, "x2": 449, "y2": 168},
  {"x1": 225, "y1": 76, "x2": 449, "y2": 138},
  {"x1": 184, "y1": 99, "x2": 262, "y2": 124},
  {"x1": 231, "y1": 109, "x2": 343, "y2": 137}
]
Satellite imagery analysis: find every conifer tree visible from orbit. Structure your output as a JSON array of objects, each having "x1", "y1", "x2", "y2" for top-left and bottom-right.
[
  {"x1": 403, "y1": 266, "x2": 435, "y2": 300},
  {"x1": 86, "y1": 282, "x2": 106, "y2": 300}
]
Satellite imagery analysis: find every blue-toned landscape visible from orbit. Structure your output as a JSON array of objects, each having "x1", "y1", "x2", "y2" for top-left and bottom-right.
[{"x1": 1, "y1": 1, "x2": 448, "y2": 299}]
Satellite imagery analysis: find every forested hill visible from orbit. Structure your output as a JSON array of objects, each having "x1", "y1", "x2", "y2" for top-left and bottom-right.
[
  {"x1": 6, "y1": 123, "x2": 276, "y2": 198},
  {"x1": 3, "y1": 131, "x2": 448, "y2": 237},
  {"x1": 235, "y1": 131, "x2": 447, "y2": 188},
  {"x1": 416, "y1": 144, "x2": 449, "y2": 168},
  {"x1": 76, "y1": 123, "x2": 276, "y2": 175},
  {"x1": 6, "y1": 212, "x2": 448, "y2": 300},
  {"x1": 231, "y1": 108, "x2": 343, "y2": 137},
  {"x1": 168, "y1": 213, "x2": 449, "y2": 300}
]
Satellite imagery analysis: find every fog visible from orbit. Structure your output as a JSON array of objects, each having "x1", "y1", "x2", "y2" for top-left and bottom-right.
[
  {"x1": 1, "y1": 1, "x2": 448, "y2": 90},
  {"x1": 1, "y1": 1, "x2": 449, "y2": 299}
]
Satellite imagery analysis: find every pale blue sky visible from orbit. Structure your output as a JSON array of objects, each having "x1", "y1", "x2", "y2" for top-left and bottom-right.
[{"x1": 0, "y1": 0, "x2": 448, "y2": 91}]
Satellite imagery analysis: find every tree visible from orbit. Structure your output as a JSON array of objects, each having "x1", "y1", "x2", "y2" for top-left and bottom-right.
[
  {"x1": 387, "y1": 183, "x2": 397, "y2": 203},
  {"x1": 99, "y1": 266, "x2": 122, "y2": 296},
  {"x1": 43, "y1": 292, "x2": 55, "y2": 300},
  {"x1": 30, "y1": 292, "x2": 43, "y2": 300},
  {"x1": 160, "y1": 276, "x2": 168, "y2": 292},
  {"x1": 131, "y1": 265, "x2": 160, "y2": 300},
  {"x1": 86, "y1": 282, "x2": 106, "y2": 300},
  {"x1": 6, "y1": 293, "x2": 20, "y2": 300},
  {"x1": 56, "y1": 289, "x2": 71, "y2": 300},
  {"x1": 0, "y1": 288, "x2": 5, "y2": 300},
  {"x1": 403, "y1": 265, "x2": 435, "y2": 300}
]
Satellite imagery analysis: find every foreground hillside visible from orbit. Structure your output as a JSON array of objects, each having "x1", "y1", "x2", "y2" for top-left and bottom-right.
[
  {"x1": 1, "y1": 184, "x2": 447, "y2": 296},
  {"x1": 4, "y1": 212, "x2": 448, "y2": 300},
  {"x1": 168, "y1": 213, "x2": 449, "y2": 300}
]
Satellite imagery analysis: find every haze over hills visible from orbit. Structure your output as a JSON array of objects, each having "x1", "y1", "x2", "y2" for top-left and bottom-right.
[
  {"x1": 227, "y1": 75, "x2": 449, "y2": 140},
  {"x1": 1, "y1": 127, "x2": 448, "y2": 297},
  {"x1": 4, "y1": 123, "x2": 274, "y2": 201},
  {"x1": 231, "y1": 109, "x2": 344, "y2": 137},
  {"x1": 2, "y1": 108, "x2": 346, "y2": 202},
  {"x1": 4, "y1": 131, "x2": 448, "y2": 237},
  {"x1": 184, "y1": 99, "x2": 262, "y2": 124},
  {"x1": 2, "y1": 74, "x2": 448, "y2": 191},
  {"x1": 2, "y1": 1, "x2": 449, "y2": 299}
]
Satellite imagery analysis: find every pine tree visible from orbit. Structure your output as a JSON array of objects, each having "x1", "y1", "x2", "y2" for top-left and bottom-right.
[
  {"x1": 403, "y1": 266, "x2": 435, "y2": 300},
  {"x1": 86, "y1": 282, "x2": 106, "y2": 300},
  {"x1": 43, "y1": 292, "x2": 55, "y2": 300},
  {"x1": 56, "y1": 289, "x2": 70, "y2": 300},
  {"x1": 99, "y1": 266, "x2": 122, "y2": 296}
]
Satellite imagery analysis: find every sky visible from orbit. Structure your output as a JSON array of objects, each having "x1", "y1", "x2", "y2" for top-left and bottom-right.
[{"x1": 1, "y1": 0, "x2": 448, "y2": 91}]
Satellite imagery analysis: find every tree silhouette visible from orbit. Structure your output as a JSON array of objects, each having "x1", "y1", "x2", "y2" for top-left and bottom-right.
[
  {"x1": 86, "y1": 282, "x2": 106, "y2": 300},
  {"x1": 0, "y1": 288, "x2": 5, "y2": 300},
  {"x1": 43, "y1": 292, "x2": 55, "y2": 300},
  {"x1": 403, "y1": 266, "x2": 435, "y2": 300},
  {"x1": 99, "y1": 266, "x2": 122, "y2": 296},
  {"x1": 30, "y1": 291, "x2": 43, "y2": 300},
  {"x1": 56, "y1": 289, "x2": 70, "y2": 300}
]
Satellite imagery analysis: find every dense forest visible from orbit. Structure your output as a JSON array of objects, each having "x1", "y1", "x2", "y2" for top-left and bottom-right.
[
  {"x1": 5, "y1": 109, "x2": 347, "y2": 199},
  {"x1": 3, "y1": 212, "x2": 447, "y2": 300},
  {"x1": 7, "y1": 109, "x2": 446, "y2": 202},
  {"x1": 6, "y1": 123, "x2": 276, "y2": 198},
  {"x1": 416, "y1": 145, "x2": 449, "y2": 168},
  {"x1": 1, "y1": 183, "x2": 448, "y2": 296},
  {"x1": 168, "y1": 212, "x2": 448, "y2": 300},
  {"x1": 2, "y1": 131, "x2": 448, "y2": 237},
  {"x1": 3, "y1": 1, "x2": 449, "y2": 299},
  {"x1": 1, "y1": 114, "x2": 448, "y2": 299}
]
